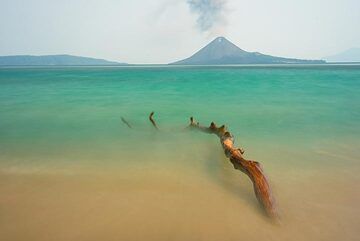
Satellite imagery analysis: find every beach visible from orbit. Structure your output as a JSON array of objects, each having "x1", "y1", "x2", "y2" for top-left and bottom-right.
[{"x1": 0, "y1": 65, "x2": 359, "y2": 240}]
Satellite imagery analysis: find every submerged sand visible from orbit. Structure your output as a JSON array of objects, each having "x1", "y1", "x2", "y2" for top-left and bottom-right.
[{"x1": 0, "y1": 158, "x2": 359, "y2": 241}]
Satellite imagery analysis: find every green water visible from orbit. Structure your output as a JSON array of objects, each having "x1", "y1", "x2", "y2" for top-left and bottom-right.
[
  {"x1": 0, "y1": 65, "x2": 359, "y2": 172},
  {"x1": 1, "y1": 65, "x2": 360, "y2": 241}
]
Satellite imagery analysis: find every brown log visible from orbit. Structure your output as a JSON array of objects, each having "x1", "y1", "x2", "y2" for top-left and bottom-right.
[
  {"x1": 188, "y1": 117, "x2": 277, "y2": 219},
  {"x1": 149, "y1": 111, "x2": 159, "y2": 130}
]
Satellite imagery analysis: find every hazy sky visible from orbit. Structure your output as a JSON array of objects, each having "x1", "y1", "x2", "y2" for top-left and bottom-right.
[{"x1": 0, "y1": 0, "x2": 359, "y2": 64}]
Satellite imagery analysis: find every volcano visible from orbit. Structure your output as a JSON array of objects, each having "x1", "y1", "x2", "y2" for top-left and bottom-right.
[{"x1": 171, "y1": 37, "x2": 325, "y2": 65}]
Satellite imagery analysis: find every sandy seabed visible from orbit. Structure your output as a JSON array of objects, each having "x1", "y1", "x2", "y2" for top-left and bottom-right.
[{"x1": 0, "y1": 159, "x2": 359, "y2": 241}]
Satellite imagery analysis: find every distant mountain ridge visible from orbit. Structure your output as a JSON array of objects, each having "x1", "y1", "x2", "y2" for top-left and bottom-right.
[
  {"x1": 0, "y1": 54, "x2": 125, "y2": 66},
  {"x1": 171, "y1": 37, "x2": 325, "y2": 65},
  {"x1": 324, "y1": 48, "x2": 360, "y2": 62}
]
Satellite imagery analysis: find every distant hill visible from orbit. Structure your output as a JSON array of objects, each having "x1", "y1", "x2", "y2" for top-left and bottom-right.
[
  {"x1": 171, "y1": 37, "x2": 325, "y2": 65},
  {"x1": 0, "y1": 55, "x2": 125, "y2": 66},
  {"x1": 324, "y1": 48, "x2": 360, "y2": 62}
]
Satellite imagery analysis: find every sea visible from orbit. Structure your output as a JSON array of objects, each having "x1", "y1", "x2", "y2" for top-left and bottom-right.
[{"x1": 0, "y1": 65, "x2": 359, "y2": 241}]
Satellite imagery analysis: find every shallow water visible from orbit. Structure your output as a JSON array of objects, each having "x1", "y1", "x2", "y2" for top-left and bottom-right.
[{"x1": 0, "y1": 65, "x2": 359, "y2": 241}]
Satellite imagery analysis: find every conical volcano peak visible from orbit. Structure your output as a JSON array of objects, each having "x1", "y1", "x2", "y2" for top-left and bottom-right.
[
  {"x1": 210, "y1": 36, "x2": 238, "y2": 46},
  {"x1": 171, "y1": 37, "x2": 325, "y2": 65},
  {"x1": 215, "y1": 36, "x2": 225, "y2": 42},
  {"x1": 172, "y1": 36, "x2": 247, "y2": 65},
  {"x1": 214, "y1": 36, "x2": 232, "y2": 42}
]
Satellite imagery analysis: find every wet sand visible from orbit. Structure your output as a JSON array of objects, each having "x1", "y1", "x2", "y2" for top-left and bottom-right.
[{"x1": 1, "y1": 161, "x2": 359, "y2": 241}]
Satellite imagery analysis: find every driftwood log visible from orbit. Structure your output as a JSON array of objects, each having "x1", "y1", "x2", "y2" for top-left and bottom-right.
[
  {"x1": 122, "y1": 112, "x2": 277, "y2": 219},
  {"x1": 187, "y1": 117, "x2": 277, "y2": 218}
]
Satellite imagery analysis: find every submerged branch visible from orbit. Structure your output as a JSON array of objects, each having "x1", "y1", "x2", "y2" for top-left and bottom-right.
[
  {"x1": 188, "y1": 117, "x2": 277, "y2": 219},
  {"x1": 126, "y1": 112, "x2": 277, "y2": 219},
  {"x1": 121, "y1": 117, "x2": 132, "y2": 129},
  {"x1": 149, "y1": 112, "x2": 159, "y2": 130}
]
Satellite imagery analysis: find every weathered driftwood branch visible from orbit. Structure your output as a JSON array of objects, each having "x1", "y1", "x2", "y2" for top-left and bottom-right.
[
  {"x1": 144, "y1": 113, "x2": 277, "y2": 218},
  {"x1": 188, "y1": 117, "x2": 277, "y2": 218},
  {"x1": 121, "y1": 117, "x2": 132, "y2": 129},
  {"x1": 149, "y1": 111, "x2": 159, "y2": 130}
]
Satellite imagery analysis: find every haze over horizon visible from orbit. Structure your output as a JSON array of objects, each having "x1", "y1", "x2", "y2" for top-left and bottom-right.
[{"x1": 1, "y1": 0, "x2": 359, "y2": 64}]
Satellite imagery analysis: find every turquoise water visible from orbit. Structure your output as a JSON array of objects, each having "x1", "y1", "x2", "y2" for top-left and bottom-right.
[
  {"x1": 0, "y1": 66, "x2": 359, "y2": 170},
  {"x1": 1, "y1": 65, "x2": 360, "y2": 241}
]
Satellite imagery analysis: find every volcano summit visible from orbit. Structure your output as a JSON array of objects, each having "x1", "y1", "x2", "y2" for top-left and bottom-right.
[{"x1": 171, "y1": 37, "x2": 325, "y2": 65}]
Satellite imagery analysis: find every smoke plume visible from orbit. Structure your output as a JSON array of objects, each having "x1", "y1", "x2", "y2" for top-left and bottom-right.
[{"x1": 187, "y1": 0, "x2": 228, "y2": 33}]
